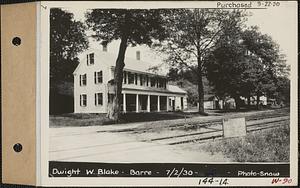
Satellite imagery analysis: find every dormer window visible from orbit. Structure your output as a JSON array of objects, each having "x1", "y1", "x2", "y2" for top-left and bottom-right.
[
  {"x1": 94, "y1": 71, "x2": 103, "y2": 84},
  {"x1": 79, "y1": 74, "x2": 87, "y2": 86},
  {"x1": 87, "y1": 53, "x2": 94, "y2": 65}
]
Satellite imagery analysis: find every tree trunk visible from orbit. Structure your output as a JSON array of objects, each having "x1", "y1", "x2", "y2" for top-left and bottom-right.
[
  {"x1": 234, "y1": 95, "x2": 240, "y2": 110},
  {"x1": 197, "y1": 57, "x2": 206, "y2": 115},
  {"x1": 197, "y1": 73, "x2": 205, "y2": 114},
  {"x1": 247, "y1": 95, "x2": 251, "y2": 108},
  {"x1": 256, "y1": 93, "x2": 260, "y2": 110},
  {"x1": 106, "y1": 35, "x2": 128, "y2": 121}
]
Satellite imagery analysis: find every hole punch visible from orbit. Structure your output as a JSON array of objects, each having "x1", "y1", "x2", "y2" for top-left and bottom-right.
[
  {"x1": 12, "y1": 37, "x2": 21, "y2": 46},
  {"x1": 13, "y1": 143, "x2": 23, "y2": 152}
]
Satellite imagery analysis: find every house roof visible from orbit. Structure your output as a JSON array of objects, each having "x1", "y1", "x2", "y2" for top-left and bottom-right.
[
  {"x1": 204, "y1": 94, "x2": 217, "y2": 101},
  {"x1": 117, "y1": 84, "x2": 186, "y2": 95},
  {"x1": 74, "y1": 49, "x2": 165, "y2": 77},
  {"x1": 168, "y1": 85, "x2": 187, "y2": 94}
]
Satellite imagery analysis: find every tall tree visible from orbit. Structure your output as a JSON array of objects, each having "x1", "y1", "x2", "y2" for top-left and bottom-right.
[
  {"x1": 205, "y1": 22, "x2": 247, "y2": 109},
  {"x1": 50, "y1": 8, "x2": 89, "y2": 114},
  {"x1": 206, "y1": 26, "x2": 289, "y2": 110},
  {"x1": 86, "y1": 9, "x2": 167, "y2": 121},
  {"x1": 153, "y1": 9, "x2": 247, "y2": 114},
  {"x1": 241, "y1": 27, "x2": 288, "y2": 108},
  {"x1": 50, "y1": 8, "x2": 88, "y2": 83}
]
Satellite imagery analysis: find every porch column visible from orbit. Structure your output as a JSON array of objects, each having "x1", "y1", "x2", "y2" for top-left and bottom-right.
[
  {"x1": 157, "y1": 95, "x2": 160, "y2": 112},
  {"x1": 166, "y1": 96, "x2": 169, "y2": 111},
  {"x1": 123, "y1": 93, "x2": 126, "y2": 112},
  {"x1": 147, "y1": 95, "x2": 150, "y2": 112},
  {"x1": 136, "y1": 94, "x2": 139, "y2": 113}
]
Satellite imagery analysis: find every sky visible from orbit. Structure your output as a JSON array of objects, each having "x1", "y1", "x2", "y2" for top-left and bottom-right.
[{"x1": 61, "y1": 2, "x2": 297, "y2": 70}]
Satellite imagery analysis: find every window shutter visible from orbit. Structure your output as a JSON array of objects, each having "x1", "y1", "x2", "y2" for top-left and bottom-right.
[
  {"x1": 100, "y1": 71, "x2": 103, "y2": 83},
  {"x1": 94, "y1": 72, "x2": 96, "y2": 84},
  {"x1": 87, "y1": 54, "x2": 89, "y2": 65},
  {"x1": 79, "y1": 75, "x2": 82, "y2": 86},
  {"x1": 95, "y1": 93, "x2": 97, "y2": 105},
  {"x1": 100, "y1": 93, "x2": 103, "y2": 105},
  {"x1": 80, "y1": 95, "x2": 82, "y2": 106}
]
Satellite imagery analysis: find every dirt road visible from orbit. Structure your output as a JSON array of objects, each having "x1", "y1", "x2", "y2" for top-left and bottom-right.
[{"x1": 49, "y1": 125, "x2": 229, "y2": 162}]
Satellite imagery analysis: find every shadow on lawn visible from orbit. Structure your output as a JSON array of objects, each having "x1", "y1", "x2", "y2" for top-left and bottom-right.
[
  {"x1": 50, "y1": 111, "x2": 200, "y2": 127},
  {"x1": 119, "y1": 112, "x2": 191, "y2": 123}
]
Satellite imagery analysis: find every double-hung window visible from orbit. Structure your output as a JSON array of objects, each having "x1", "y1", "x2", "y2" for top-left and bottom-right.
[
  {"x1": 146, "y1": 76, "x2": 149, "y2": 86},
  {"x1": 134, "y1": 73, "x2": 138, "y2": 85},
  {"x1": 95, "y1": 93, "x2": 103, "y2": 106},
  {"x1": 94, "y1": 71, "x2": 103, "y2": 84},
  {"x1": 87, "y1": 53, "x2": 95, "y2": 65},
  {"x1": 79, "y1": 74, "x2": 87, "y2": 86},
  {"x1": 128, "y1": 72, "x2": 134, "y2": 84},
  {"x1": 150, "y1": 77, "x2": 156, "y2": 87},
  {"x1": 140, "y1": 75, "x2": 144, "y2": 86},
  {"x1": 80, "y1": 94, "x2": 87, "y2": 107}
]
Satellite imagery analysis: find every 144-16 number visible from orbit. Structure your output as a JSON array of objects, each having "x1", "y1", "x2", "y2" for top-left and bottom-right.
[{"x1": 198, "y1": 178, "x2": 229, "y2": 185}]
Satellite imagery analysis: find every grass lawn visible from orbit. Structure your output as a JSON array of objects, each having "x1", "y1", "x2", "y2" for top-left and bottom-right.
[
  {"x1": 49, "y1": 111, "x2": 194, "y2": 127},
  {"x1": 50, "y1": 113, "x2": 109, "y2": 127},
  {"x1": 50, "y1": 107, "x2": 289, "y2": 128},
  {"x1": 202, "y1": 123, "x2": 290, "y2": 162}
]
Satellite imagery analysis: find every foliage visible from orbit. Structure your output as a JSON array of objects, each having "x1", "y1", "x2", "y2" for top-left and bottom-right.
[
  {"x1": 206, "y1": 25, "x2": 290, "y2": 108},
  {"x1": 205, "y1": 22, "x2": 246, "y2": 99},
  {"x1": 273, "y1": 76, "x2": 290, "y2": 105},
  {"x1": 241, "y1": 27, "x2": 286, "y2": 98},
  {"x1": 204, "y1": 124, "x2": 290, "y2": 162},
  {"x1": 169, "y1": 79, "x2": 199, "y2": 105},
  {"x1": 167, "y1": 69, "x2": 215, "y2": 106},
  {"x1": 168, "y1": 68, "x2": 198, "y2": 84},
  {"x1": 50, "y1": 8, "x2": 88, "y2": 82},
  {"x1": 154, "y1": 9, "x2": 247, "y2": 113},
  {"x1": 86, "y1": 9, "x2": 168, "y2": 46}
]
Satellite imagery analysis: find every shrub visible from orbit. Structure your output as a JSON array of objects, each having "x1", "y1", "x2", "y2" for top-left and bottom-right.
[{"x1": 204, "y1": 124, "x2": 290, "y2": 162}]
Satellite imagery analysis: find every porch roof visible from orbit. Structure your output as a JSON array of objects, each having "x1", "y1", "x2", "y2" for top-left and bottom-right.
[{"x1": 121, "y1": 84, "x2": 187, "y2": 96}]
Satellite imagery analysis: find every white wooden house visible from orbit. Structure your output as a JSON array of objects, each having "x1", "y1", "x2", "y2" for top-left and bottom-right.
[{"x1": 73, "y1": 48, "x2": 187, "y2": 113}]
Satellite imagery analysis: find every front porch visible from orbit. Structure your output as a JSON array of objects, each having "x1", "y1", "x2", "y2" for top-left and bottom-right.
[{"x1": 120, "y1": 94, "x2": 169, "y2": 113}]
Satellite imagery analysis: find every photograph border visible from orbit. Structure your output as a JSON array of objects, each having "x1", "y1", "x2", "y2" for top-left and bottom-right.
[{"x1": 39, "y1": 1, "x2": 298, "y2": 186}]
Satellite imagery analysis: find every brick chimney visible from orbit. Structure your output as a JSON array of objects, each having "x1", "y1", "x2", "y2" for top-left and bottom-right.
[
  {"x1": 102, "y1": 41, "x2": 108, "y2": 52},
  {"x1": 136, "y1": 50, "x2": 141, "y2": 60}
]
